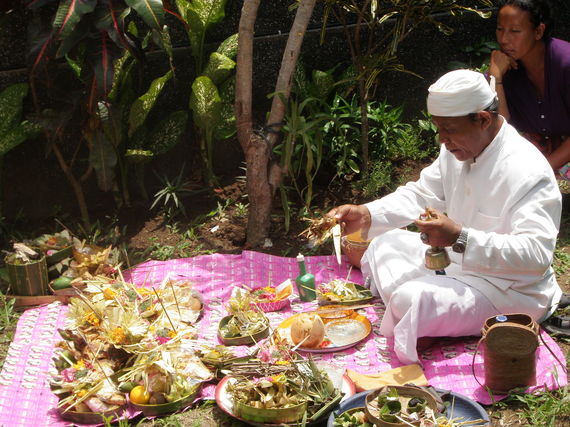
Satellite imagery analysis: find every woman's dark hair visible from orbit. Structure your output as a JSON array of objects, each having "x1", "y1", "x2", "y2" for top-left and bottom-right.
[{"x1": 498, "y1": 0, "x2": 553, "y2": 38}]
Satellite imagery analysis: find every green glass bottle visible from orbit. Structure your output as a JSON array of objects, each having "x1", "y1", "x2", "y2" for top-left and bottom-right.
[{"x1": 295, "y1": 253, "x2": 316, "y2": 301}]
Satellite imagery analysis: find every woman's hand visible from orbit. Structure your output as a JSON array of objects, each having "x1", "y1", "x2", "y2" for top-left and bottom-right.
[
  {"x1": 327, "y1": 204, "x2": 371, "y2": 237},
  {"x1": 490, "y1": 50, "x2": 517, "y2": 80},
  {"x1": 414, "y1": 208, "x2": 461, "y2": 247}
]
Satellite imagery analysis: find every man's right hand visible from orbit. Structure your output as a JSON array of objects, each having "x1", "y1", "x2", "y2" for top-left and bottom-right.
[{"x1": 327, "y1": 204, "x2": 371, "y2": 237}]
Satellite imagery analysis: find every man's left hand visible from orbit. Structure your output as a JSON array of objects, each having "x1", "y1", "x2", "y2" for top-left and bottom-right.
[{"x1": 414, "y1": 208, "x2": 461, "y2": 247}]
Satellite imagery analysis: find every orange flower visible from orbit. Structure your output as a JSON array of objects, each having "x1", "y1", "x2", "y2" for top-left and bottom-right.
[
  {"x1": 111, "y1": 327, "x2": 126, "y2": 344},
  {"x1": 83, "y1": 311, "x2": 100, "y2": 326},
  {"x1": 103, "y1": 288, "x2": 117, "y2": 300}
]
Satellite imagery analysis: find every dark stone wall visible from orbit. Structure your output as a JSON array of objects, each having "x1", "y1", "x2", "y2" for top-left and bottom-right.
[{"x1": 0, "y1": 1, "x2": 569, "y2": 220}]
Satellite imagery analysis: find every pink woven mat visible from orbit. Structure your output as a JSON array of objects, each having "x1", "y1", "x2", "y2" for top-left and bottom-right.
[{"x1": 0, "y1": 251, "x2": 566, "y2": 426}]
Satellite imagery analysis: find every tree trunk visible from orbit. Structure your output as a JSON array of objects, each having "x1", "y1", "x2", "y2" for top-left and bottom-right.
[
  {"x1": 236, "y1": 0, "x2": 317, "y2": 247},
  {"x1": 265, "y1": 0, "x2": 318, "y2": 148}
]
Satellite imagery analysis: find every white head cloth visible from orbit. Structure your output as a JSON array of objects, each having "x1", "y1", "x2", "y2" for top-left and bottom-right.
[{"x1": 427, "y1": 69, "x2": 496, "y2": 117}]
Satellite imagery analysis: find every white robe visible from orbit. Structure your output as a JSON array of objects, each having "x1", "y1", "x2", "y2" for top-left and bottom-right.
[{"x1": 361, "y1": 119, "x2": 562, "y2": 364}]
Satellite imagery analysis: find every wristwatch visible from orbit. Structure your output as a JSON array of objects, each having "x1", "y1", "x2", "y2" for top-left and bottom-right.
[{"x1": 452, "y1": 228, "x2": 468, "y2": 253}]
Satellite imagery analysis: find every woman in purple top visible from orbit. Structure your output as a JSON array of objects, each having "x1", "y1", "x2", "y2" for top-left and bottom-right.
[{"x1": 489, "y1": 0, "x2": 570, "y2": 180}]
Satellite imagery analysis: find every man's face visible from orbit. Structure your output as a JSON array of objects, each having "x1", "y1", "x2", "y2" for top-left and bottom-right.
[{"x1": 431, "y1": 115, "x2": 489, "y2": 161}]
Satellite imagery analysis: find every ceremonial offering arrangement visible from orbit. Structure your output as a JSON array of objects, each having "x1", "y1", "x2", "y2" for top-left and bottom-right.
[
  {"x1": 317, "y1": 279, "x2": 373, "y2": 305},
  {"x1": 49, "y1": 275, "x2": 209, "y2": 422},
  {"x1": 218, "y1": 288, "x2": 270, "y2": 345},
  {"x1": 277, "y1": 311, "x2": 371, "y2": 353}
]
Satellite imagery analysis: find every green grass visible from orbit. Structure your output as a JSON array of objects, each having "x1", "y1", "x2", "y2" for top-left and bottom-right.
[
  {"x1": 0, "y1": 290, "x2": 19, "y2": 369},
  {"x1": 497, "y1": 385, "x2": 570, "y2": 426}
]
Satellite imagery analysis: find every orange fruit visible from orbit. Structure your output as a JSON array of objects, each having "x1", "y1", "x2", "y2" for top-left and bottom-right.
[{"x1": 129, "y1": 385, "x2": 150, "y2": 404}]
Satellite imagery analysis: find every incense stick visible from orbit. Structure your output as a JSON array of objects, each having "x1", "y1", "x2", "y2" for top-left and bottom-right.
[
  {"x1": 152, "y1": 288, "x2": 177, "y2": 333},
  {"x1": 168, "y1": 279, "x2": 182, "y2": 318},
  {"x1": 344, "y1": 265, "x2": 353, "y2": 283}
]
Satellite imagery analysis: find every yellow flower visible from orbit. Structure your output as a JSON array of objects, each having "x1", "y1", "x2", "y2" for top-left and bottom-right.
[
  {"x1": 73, "y1": 360, "x2": 85, "y2": 370},
  {"x1": 275, "y1": 360, "x2": 290, "y2": 365},
  {"x1": 83, "y1": 311, "x2": 100, "y2": 326},
  {"x1": 103, "y1": 288, "x2": 117, "y2": 300},
  {"x1": 168, "y1": 329, "x2": 176, "y2": 338},
  {"x1": 77, "y1": 389, "x2": 87, "y2": 398},
  {"x1": 111, "y1": 327, "x2": 126, "y2": 344},
  {"x1": 137, "y1": 287, "x2": 153, "y2": 296},
  {"x1": 271, "y1": 373, "x2": 286, "y2": 383}
]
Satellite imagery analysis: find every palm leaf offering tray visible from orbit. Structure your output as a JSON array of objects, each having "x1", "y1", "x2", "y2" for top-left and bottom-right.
[
  {"x1": 218, "y1": 289, "x2": 270, "y2": 345},
  {"x1": 50, "y1": 274, "x2": 210, "y2": 422},
  {"x1": 217, "y1": 344, "x2": 351, "y2": 426},
  {"x1": 317, "y1": 279, "x2": 373, "y2": 305}
]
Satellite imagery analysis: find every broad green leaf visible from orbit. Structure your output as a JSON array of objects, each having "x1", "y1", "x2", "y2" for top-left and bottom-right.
[
  {"x1": 125, "y1": 148, "x2": 154, "y2": 164},
  {"x1": 216, "y1": 33, "x2": 238, "y2": 59},
  {"x1": 129, "y1": 125, "x2": 149, "y2": 149},
  {"x1": 89, "y1": 129, "x2": 117, "y2": 192},
  {"x1": 0, "y1": 83, "x2": 28, "y2": 136},
  {"x1": 53, "y1": 0, "x2": 97, "y2": 38},
  {"x1": 176, "y1": 0, "x2": 226, "y2": 60},
  {"x1": 189, "y1": 76, "x2": 221, "y2": 132},
  {"x1": 90, "y1": 34, "x2": 120, "y2": 96},
  {"x1": 65, "y1": 53, "x2": 82, "y2": 78},
  {"x1": 347, "y1": 158, "x2": 360, "y2": 173},
  {"x1": 202, "y1": 52, "x2": 235, "y2": 86},
  {"x1": 125, "y1": 0, "x2": 165, "y2": 31},
  {"x1": 146, "y1": 110, "x2": 188, "y2": 155},
  {"x1": 98, "y1": 101, "x2": 124, "y2": 147},
  {"x1": 157, "y1": 26, "x2": 173, "y2": 61},
  {"x1": 128, "y1": 69, "x2": 173, "y2": 137},
  {"x1": 311, "y1": 69, "x2": 335, "y2": 101},
  {"x1": 0, "y1": 122, "x2": 41, "y2": 156},
  {"x1": 56, "y1": 22, "x2": 89, "y2": 58},
  {"x1": 213, "y1": 77, "x2": 236, "y2": 141},
  {"x1": 108, "y1": 51, "x2": 134, "y2": 101}
]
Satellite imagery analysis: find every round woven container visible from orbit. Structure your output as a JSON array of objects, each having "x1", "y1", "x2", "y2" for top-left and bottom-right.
[{"x1": 483, "y1": 315, "x2": 539, "y2": 393}]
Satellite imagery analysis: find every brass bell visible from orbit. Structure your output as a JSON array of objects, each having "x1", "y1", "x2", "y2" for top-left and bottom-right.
[{"x1": 424, "y1": 246, "x2": 451, "y2": 270}]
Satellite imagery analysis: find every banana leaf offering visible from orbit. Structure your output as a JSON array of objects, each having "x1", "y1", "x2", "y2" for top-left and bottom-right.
[
  {"x1": 334, "y1": 407, "x2": 373, "y2": 427},
  {"x1": 317, "y1": 280, "x2": 373, "y2": 305},
  {"x1": 227, "y1": 358, "x2": 343, "y2": 424},
  {"x1": 50, "y1": 272, "x2": 210, "y2": 422},
  {"x1": 118, "y1": 347, "x2": 212, "y2": 416},
  {"x1": 365, "y1": 386, "x2": 438, "y2": 427},
  {"x1": 219, "y1": 289, "x2": 269, "y2": 345}
]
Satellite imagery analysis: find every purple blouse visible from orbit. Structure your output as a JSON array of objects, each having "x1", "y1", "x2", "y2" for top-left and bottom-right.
[{"x1": 503, "y1": 37, "x2": 570, "y2": 139}]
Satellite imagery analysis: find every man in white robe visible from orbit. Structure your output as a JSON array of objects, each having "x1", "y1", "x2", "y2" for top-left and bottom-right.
[{"x1": 329, "y1": 69, "x2": 562, "y2": 364}]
